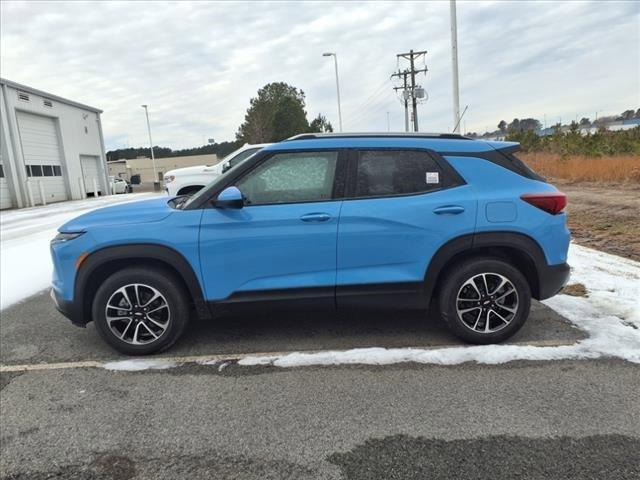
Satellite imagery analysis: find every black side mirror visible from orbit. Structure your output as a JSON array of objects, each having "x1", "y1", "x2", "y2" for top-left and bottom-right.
[
  {"x1": 222, "y1": 162, "x2": 231, "y2": 173},
  {"x1": 214, "y1": 186, "x2": 244, "y2": 209}
]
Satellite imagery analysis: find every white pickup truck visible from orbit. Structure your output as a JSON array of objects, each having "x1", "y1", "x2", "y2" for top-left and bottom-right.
[{"x1": 164, "y1": 143, "x2": 270, "y2": 196}]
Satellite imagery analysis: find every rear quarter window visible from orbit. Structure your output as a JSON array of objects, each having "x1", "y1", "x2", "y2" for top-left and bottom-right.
[
  {"x1": 439, "y1": 148, "x2": 545, "y2": 181},
  {"x1": 503, "y1": 152, "x2": 545, "y2": 181}
]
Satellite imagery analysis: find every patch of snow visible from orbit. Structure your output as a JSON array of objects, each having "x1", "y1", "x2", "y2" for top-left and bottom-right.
[
  {"x1": 102, "y1": 359, "x2": 177, "y2": 371},
  {"x1": 240, "y1": 244, "x2": 640, "y2": 367},
  {"x1": 0, "y1": 193, "x2": 160, "y2": 310}
]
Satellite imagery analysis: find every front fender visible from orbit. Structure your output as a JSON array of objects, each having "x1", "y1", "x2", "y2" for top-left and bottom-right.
[{"x1": 74, "y1": 243, "x2": 210, "y2": 324}]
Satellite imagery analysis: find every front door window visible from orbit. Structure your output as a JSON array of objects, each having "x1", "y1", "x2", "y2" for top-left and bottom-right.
[{"x1": 235, "y1": 151, "x2": 338, "y2": 205}]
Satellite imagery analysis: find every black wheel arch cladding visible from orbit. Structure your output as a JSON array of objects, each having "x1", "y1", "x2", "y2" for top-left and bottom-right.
[{"x1": 75, "y1": 243, "x2": 210, "y2": 324}]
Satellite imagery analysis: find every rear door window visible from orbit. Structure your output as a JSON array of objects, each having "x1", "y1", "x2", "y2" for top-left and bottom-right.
[{"x1": 354, "y1": 150, "x2": 445, "y2": 198}]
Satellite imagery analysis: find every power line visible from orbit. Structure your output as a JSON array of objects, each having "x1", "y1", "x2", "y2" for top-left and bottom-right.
[
  {"x1": 352, "y1": 85, "x2": 391, "y2": 117},
  {"x1": 346, "y1": 79, "x2": 390, "y2": 115},
  {"x1": 341, "y1": 78, "x2": 393, "y2": 130},
  {"x1": 345, "y1": 94, "x2": 395, "y2": 130},
  {"x1": 345, "y1": 93, "x2": 396, "y2": 130},
  {"x1": 345, "y1": 87, "x2": 395, "y2": 128}
]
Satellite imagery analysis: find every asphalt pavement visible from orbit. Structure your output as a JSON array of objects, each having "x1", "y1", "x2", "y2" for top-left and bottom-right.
[
  {"x1": 1, "y1": 290, "x2": 585, "y2": 365},
  {"x1": 1, "y1": 289, "x2": 638, "y2": 479}
]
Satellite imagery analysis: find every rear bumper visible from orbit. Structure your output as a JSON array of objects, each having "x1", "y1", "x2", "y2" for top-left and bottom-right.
[
  {"x1": 50, "y1": 288, "x2": 86, "y2": 327},
  {"x1": 537, "y1": 262, "x2": 570, "y2": 300}
]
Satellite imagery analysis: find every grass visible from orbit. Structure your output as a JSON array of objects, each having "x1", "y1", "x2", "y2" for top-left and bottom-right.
[
  {"x1": 519, "y1": 153, "x2": 640, "y2": 183},
  {"x1": 562, "y1": 283, "x2": 588, "y2": 297}
]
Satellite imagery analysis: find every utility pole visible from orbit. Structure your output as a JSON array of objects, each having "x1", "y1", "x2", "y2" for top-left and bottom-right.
[
  {"x1": 450, "y1": 0, "x2": 461, "y2": 133},
  {"x1": 391, "y1": 69, "x2": 411, "y2": 132},
  {"x1": 395, "y1": 50, "x2": 428, "y2": 131},
  {"x1": 141, "y1": 104, "x2": 159, "y2": 191}
]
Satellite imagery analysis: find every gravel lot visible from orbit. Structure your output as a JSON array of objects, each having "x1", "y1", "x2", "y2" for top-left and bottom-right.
[{"x1": 559, "y1": 181, "x2": 640, "y2": 261}]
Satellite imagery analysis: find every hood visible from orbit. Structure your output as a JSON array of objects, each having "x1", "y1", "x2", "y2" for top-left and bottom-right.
[
  {"x1": 165, "y1": 164, "x2": 222, "y2": 177},
  {"x1": 59, "y1": 197, "x2": 174, "y2": 232}
]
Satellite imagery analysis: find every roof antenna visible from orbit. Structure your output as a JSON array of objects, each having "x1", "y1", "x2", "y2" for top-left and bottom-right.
[{"x1": 452, "y1": 105, "x2": 468, "y2": 134}]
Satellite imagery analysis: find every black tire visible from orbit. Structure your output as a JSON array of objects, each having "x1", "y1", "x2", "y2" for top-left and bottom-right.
[
  {"x1": 438, "y1": 257, "x2": 531, "y2": 344},
  {"x1": 92, "y1": 267, "x2": 190, "y2": 355}
]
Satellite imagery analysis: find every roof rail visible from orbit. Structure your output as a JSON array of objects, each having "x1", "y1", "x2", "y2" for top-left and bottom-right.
[{"x1": 285, "y1": 132, "x2": 472, "y2": 141}]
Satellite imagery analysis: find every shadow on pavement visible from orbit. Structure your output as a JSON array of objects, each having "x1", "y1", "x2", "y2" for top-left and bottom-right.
[{"x1": 0, "y1": 291, "x2": 586, "y2": 364}]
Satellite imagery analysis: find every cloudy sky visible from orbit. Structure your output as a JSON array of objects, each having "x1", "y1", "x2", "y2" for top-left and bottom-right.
[{"x1": 1, "y1": 0, "x2": 638, "y2": 150}]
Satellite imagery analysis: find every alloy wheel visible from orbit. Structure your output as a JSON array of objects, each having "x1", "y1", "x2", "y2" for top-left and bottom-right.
[
  {"x1": 105, "y1": 283, "x2": 170, "y2": 345},
  {"x1": 455, "y1": 272, "x2": 519, "y2": 334}
]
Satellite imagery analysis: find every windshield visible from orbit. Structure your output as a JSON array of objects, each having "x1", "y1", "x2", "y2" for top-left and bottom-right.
[{"x1": 227, "y1": 147, "x2": 260, "y2": 168}]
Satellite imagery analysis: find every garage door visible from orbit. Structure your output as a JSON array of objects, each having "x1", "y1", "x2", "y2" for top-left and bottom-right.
[
  {"x1": 17, "y1": 111, "x2": 68, "y2": 204},
  {"x1": 0, "y1": 155, "x2": 12, "y2": 210},
  {"x1": 80, "y1": 155, "x2": 104, "y2": 196}
]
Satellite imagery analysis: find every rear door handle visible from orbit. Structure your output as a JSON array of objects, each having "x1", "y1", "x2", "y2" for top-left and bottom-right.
[
  {"x1": 300, "y1": 212, "x2": 331, "y2": 222},
  {"x1": 433, "y1": 205, "x2": 465, "y2": 215}
]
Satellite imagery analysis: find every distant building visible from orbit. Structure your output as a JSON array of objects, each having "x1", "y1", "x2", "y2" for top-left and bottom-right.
[
  {"x1": 107, "y1": 153, "x2": 219, "y2": 184},
  {"x1": 607, "y1": 118, "x2": 640, "y2": 131},
  {"x1": 0, "y1": 78, "x2": 108, "y2": 209}
]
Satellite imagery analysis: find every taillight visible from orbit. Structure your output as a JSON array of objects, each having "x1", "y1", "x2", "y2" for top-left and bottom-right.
[{"x1": 520, "y1": 192, "x2": 567, "y2": 215}]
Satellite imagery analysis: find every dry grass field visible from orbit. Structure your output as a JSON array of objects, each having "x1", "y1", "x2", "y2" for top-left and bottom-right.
[
  {"x1": 519, "y1": 152, "x2": 640, "y2": 183},
  {"x1": 517, "y1": 153, "x2": 640, "y2": 260}
]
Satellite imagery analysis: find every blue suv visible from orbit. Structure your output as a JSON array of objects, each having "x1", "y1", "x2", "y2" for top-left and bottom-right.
[{"x1": 51, "y1": 133, "x2": 570, "y2": 355}]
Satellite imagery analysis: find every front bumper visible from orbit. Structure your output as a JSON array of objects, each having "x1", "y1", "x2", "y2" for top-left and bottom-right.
[
  {"x1": 50, "y1": 288, "x2": 86, "y2": 327},
  {"x1": 537, "y1": 262, "x2": 570, "y2": 300}
]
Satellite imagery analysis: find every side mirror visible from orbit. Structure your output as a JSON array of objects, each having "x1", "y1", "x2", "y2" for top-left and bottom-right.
[
  {"x1": 214, "y1": 186, "x2": 244, "y2": 209},
  {"x1": 221, "y1": 162, "x2": 231, "y2": 173}
]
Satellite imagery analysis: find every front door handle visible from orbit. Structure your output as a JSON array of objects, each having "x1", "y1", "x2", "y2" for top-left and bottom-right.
[
  {"x1": 300, "y1": 213, "x2": 331, "y2": 222},
  {"x1": 433, "y1": 205, "x2": 465, "y2": 215}
]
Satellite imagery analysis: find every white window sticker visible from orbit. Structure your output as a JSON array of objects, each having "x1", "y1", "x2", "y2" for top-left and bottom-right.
[{"x1": 426, "y1": 172, "x2": 440, "y2": 184}]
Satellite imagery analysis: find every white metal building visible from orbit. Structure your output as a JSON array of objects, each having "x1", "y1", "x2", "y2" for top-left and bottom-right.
[{"x1": 0, "y1": 78, "x2": 109, "y2": 210}]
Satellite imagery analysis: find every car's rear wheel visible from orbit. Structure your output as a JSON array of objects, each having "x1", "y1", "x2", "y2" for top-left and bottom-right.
[
  {"x1": 438, "y1": 257, "x2": 531, "y2": 344},
  {"x1": 92, "y1": 267, "x2": 189, "y2": 355}
]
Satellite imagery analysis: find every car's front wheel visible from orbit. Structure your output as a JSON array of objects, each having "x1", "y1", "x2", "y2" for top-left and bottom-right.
[
  {"x1": 438, "y1": 257, "x2": 531, "y2": 344},
  {"x1": 92, "y1": 267, "x2": 189, "y2": 355}
]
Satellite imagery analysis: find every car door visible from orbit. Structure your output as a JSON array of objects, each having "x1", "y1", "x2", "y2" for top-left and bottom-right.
[
  {"x1": 336, "y1": 148, "x2": 476, "y2": 307},
  {"x1": 199, "y1": 150, "x2": 344, "y2": 304}
]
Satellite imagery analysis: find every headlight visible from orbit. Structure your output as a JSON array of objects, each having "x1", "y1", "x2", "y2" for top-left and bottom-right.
[
  {"x1": 51, "y1": 232, "x2": 85, "y2": 244},
  {"x1": 164, "y1": 175, "x2": 176, "y2": 182}
]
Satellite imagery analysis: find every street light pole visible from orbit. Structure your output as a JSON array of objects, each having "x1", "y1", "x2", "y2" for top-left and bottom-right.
[
  {"x1": 323, "y1": 52, "x2": 343, "y2": 132},
  {"x1": 141, "y1": 104, "x2": 159, "y2": 190}
]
